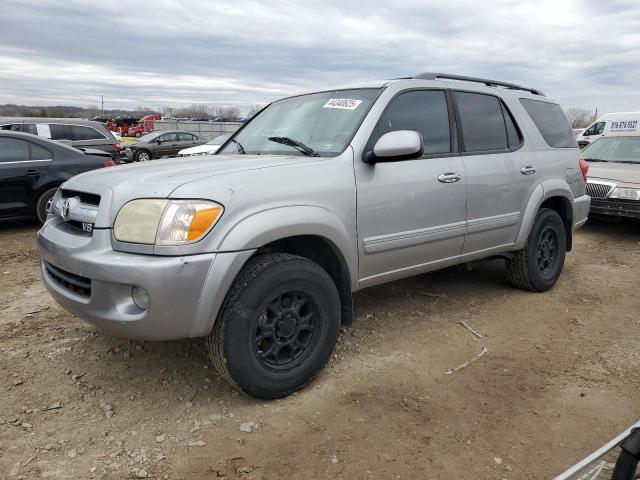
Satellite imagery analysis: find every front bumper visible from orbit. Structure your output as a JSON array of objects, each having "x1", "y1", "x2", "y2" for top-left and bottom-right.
[
  {"x1": 590, "y1": 198, "x2": 640, "y2": 219},
  {"x1": 37, "y1": 219, "x2": 254, "y2": 340}
]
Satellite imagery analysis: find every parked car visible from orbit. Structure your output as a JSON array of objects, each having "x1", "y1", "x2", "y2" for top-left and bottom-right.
[
  {"x1": 37, "y1": 73, "x2": 589, "y2": 399},
  {"x1": 0, "y1": 131, "x2": 115, "y2": 223},
  {"x1": 576, "y1": 112, "x2": 640, "y2": 148},
  {"x1": 583, "y1": 136, "x2": 640, "y2": 219},
  {"x1": 177, "y1": 134, "x2": 231, "y2": 157},
  {"x1": 0, "y1": 117, "x2": 121, "y2": 160},
  {"x1": 121, "y1": 130, "x2": 205, "y2": 162}
]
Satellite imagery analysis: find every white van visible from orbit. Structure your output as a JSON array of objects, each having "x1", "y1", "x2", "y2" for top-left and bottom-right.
[{"x1": 577, "y1": 112, "x2": 640, "y2": 148}]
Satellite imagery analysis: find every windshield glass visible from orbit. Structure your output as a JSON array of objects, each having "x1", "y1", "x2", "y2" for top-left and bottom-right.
[
  {"x1": 208, "y1": 134, "x2": 230, "y2": 145},
  {"x1": 138, "y1": 132, "x2": 162, "y2": 143},
  {"x1": 218, "y1": 88, "x2": 381, "y2": 156},
  {"x1": 583, "y1": 137, "x2": 640, "y2": 164}
]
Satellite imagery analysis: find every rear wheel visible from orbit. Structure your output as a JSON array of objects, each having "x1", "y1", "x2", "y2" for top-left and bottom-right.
[
  {"x1": 35, "y1": 187, "x2": 58, "y2": 224},
  {"x1": 207, "y1": 253, "x2": 341, "y2": 399},
  {"x1": 506, "y1": 208, "x2": 566, "y2": 292}
]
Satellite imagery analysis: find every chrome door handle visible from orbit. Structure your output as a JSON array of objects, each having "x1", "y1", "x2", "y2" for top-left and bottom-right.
[
  {"x1": 521, "y1": 166, "x2": 537, "y2": 175},
  {"x1": 438, "y1": 172, "x2": 461, "y2": 183}
]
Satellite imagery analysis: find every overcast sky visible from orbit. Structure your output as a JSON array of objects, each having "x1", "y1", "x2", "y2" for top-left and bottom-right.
[{"x1": 1, "y1": 0, "x2": 639, "y2": 113}]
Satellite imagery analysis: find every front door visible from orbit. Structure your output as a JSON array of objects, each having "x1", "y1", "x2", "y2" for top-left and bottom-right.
[
  {"x1": 157, "y1": 132, "x2": 179, "y2": 157},
  {"x1": 354, "y1": 89, "x2": 467, "y2": 288}
]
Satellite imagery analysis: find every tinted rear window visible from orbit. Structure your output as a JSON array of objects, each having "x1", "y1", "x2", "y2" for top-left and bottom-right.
[
  {"x1": 68, "y1": 125, "x2": 105, "y2": 141},
  {"x1": 0, "y1": 138, "x2": 30, "y2": 162},
  {"x1": 454, "y1": 92, "x2": 508, "y2": 152},
  {"x1": 520, "y1": 99, "x2": 577, "y2": 148}
]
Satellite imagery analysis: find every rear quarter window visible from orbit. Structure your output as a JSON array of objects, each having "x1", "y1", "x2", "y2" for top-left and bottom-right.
[{"x1": 520, "y1": 99, "x2": 577, "y2": 148}]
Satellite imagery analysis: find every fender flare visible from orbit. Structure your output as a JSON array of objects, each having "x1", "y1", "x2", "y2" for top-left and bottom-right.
[
  {"x1": 216, "y1": 205, "x2": 358, "y2": 287},
  {"x1": 514, "y1": 181, "x2": 574, "y2": 249}
]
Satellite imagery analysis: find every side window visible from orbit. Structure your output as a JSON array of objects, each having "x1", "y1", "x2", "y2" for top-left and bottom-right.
[
  {"x1": 49, "y1": 124, "x2": 69, "y2": 140},
  {"x1": 160, "y1": 133, "x2": 178, "y2": 142},
  {"x1": 29, "y1": 143, "x2": 52, "y2": 160},
  {"x1": 502, "y1": 104, "x2": 523, "y2": 149},
  {"x1": 372, "y1": 90, "x2": 451, "y2": 155},
  {"x1": 593, "y1": 122, "x2": 606, "y2": 135},
  {"x1": 1, "y1": 124, "x2": 37, "y2": 134},
  {"x1": 178, "y1": 132, "x2": 195, "y2": 141},
  {"x1": 68, "y1": 125, "x2": 105, "y2": 141},
  {"x1": 0, "y1": 138, "x2": 30, "y2": 162},
  {"x1": 454, "y1": 92, "x2": 508, "y2": 152},
  {"x1": 520, "y1": 99, "x2": 577, "y2": 148}
]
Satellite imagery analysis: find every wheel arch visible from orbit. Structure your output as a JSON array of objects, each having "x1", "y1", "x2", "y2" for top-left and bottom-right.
[
  {"x1": 515, "y1": 181, "x2": 574, "y2": 251},
  {"x1": 214, "y1": 206, "x2": 357, "y2": 327}
]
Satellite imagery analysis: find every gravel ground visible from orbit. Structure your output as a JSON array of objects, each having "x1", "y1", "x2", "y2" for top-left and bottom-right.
[{"x1": 1, "y1": 218, "x2": 639, "y2": 480}]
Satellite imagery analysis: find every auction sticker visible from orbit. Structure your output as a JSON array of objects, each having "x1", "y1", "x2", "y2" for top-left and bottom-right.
[{"x1": 323, "y1": 98, "x2": 362, "y2": 110}]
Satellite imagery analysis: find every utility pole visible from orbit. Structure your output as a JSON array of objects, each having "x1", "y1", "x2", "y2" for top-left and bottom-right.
[{"x1": 101, "y1": 95, "x2": 104, "y2": 114}]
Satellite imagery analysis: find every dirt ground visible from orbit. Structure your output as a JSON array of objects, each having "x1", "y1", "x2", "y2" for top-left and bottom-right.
[{"x1": 1, "y1": 219, "x2": 639, "y2": 480}]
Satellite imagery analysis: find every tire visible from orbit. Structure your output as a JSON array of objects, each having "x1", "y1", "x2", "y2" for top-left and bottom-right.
[
  {"x1": 135, "y1": 132, "x2": 141, "y2": 138},
  {"x1": 35, "y1": 187, "x2": 58, "y2": 224},
  {"x1": 134, "y1": 150, "x2": 151, "y2": 162},
  {"x1": 506, "y1": 208, "x2": 566, "y2": 292},
  {"x1": 207, "y1": 253, "x2": 341, "y2": 399}
]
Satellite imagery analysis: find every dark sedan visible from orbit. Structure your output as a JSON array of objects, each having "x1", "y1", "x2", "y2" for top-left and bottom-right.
[
  {"x1": 0, "y1": 131, "x2": 115, "y2": 223},
  {"x1": 121, "y1": 130, "x2": 206, "y2": 162}
]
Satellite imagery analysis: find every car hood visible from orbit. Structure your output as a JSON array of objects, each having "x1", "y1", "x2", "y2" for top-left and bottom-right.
[
  {"x1": 178, "y1": 144, "x2": 220, "y2": 155},
  {"x1": 62, "y1": 154, "x2": 315, "y2": 228},
  {"x1": 588, "y1": 161, "x2": 640, "y2": 186}
]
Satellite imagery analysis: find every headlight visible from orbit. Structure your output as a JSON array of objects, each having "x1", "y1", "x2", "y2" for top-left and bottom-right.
[
  {"x1": 609, "y1": 187, "x2": 640, "y2": 201},
  {"x1": 113, "y1": 199, "x2": 223, "y2": 245}
]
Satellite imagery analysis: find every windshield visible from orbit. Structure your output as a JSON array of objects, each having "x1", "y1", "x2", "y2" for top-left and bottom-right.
[
  {"x1": 138, "y1": 132, "x2": 162, "y2": 143},
  {"x1": 207, "y1": 134, "x2": 230, "y2": 145},
  {"x1": 583, "y1": 137, "x2": 640, "y2": 164},
  {"x1": 218, "y1": 88, "x2": 381, "y2": 156}
]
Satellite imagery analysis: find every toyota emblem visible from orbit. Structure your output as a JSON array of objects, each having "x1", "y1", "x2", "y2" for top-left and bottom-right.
[{"x1": 61, "y1": 199, "x2": 70, "y2": 220}]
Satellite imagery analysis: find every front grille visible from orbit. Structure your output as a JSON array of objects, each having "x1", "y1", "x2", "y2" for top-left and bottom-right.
[
  {"x1": 586, "y1": 182, "x2": 614, "y2": 199},
  {"x1": 60, "y1": 189, "x2": 101, "y2": 207},
  {"x1": 44, "y1": 262, "x2": 91, "y2": 298}
]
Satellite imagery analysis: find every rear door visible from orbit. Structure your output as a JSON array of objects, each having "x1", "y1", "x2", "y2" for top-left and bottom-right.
[
  {"x1": 0, "y1": 137, "x2": 52, "y2": 219},
  {"x1": 452, "y1": 91, "x2": 537, "y2": 258},
  {"x1": 355, "y1": 89, "x2": 467, "y2": 287},
  {"x1": 176, "y1": 133, "x2": 199, "y2": 154}
]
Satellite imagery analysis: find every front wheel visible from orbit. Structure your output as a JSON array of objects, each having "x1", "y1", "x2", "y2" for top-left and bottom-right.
[
  {"x1": 506, "y1": 208, "x2": 566, "y2": 292},
  {"x1": 134, "y1": 150, "x2": 151, "y2": 162},
  {"x1": 207, "y1": 253, "x2": 341, "y2": 399}
]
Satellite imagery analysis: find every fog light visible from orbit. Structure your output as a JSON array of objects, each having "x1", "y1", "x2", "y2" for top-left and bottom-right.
[{"x1": 132, "y1": 286, "x2": 150, "y2": 310}]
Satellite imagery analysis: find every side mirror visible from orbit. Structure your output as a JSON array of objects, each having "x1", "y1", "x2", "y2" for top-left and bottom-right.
[
  {"x1": 156, "y1": 139, "x2": 163, "y2": 144},
  {"x1": 366, "y1": 130, "x2": 424, "y2": 163}
]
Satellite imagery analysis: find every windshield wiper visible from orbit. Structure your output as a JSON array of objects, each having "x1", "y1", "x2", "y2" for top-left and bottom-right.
[
  {"x1": 584, "y1": 158, "x2": 608, "y2": 162},
  {"x1": 230, "y1": 138, "x2": 246, "y2": 154},
  {"x1": 268, "y1": 136, "x2": 319, "y2": 157}
]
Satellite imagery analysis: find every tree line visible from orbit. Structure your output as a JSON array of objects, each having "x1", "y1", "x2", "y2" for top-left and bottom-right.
[{"x1": 0, "y1": 103, "x2": 265, "y2": 121}]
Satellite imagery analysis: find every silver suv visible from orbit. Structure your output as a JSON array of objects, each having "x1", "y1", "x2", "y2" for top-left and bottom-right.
[{"x1": 37, "y1": 73, "x2": 590, "y2": 399}]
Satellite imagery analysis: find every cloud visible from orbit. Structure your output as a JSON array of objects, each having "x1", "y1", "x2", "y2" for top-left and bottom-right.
[{"x1": 1, "y1": 0, "x2": 639, "y2": 113}]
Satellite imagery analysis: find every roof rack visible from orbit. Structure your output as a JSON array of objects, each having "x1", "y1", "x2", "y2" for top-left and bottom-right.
[{"x1": 411, "y1": 72, "x2": 545, "y2": 96}]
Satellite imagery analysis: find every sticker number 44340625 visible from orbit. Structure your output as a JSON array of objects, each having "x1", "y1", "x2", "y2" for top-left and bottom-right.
[{"x1": 323, "y1": 99, "x2": 362, "y2": 110}]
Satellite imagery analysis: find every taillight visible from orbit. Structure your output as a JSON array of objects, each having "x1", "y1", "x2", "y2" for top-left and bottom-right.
[
  {"x1": 578, "y1": 158, "x2": 589, "y2": 182},
  {"x1": 113, "y1": 143, "x2": 122, "y2": 153},
  {"x1": 103, "y1": 160, "x2": 116, "y2": 167}
]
